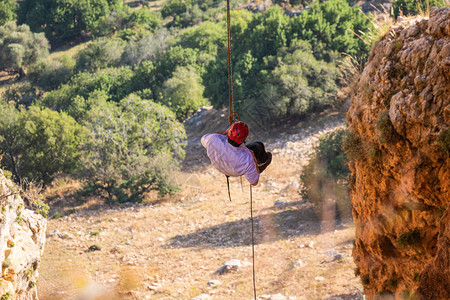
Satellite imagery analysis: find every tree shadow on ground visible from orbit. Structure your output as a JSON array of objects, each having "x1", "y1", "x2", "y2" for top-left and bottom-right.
[
  {"x1": 324, "y1": 293, "x2": 364, "y2": 300},
  {"x1": 166, "y1": 202, "x2": 322, "y2": 249}
]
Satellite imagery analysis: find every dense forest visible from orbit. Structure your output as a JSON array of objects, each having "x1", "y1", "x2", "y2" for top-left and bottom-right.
[{"x1": 0, "y1": 0, "x2": 439, "y2": 203}]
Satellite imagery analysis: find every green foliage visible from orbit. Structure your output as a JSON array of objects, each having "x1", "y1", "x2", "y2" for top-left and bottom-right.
[
  {"x1": 0, "y1": 0, "x2": 17, "y2": 26},
  {"x1": 179, "y1": 21, "x2": 225, "y2": 55},
  {"x1": 93, "y1": 5, "x2": 162, "y2": 39},
  {"x1": 41, "y1": 67, "x2": 134, "y2": 120},
  {"x1": 290, "y1": 0, "x2": 372, "y2": 61},
  {"x1": 155, "y1": 46, "x2": 202, "y2": 85},
  {"x1": 361, "y1": 274, "x2": 370, "y2": 285},
  {"x1": 377, "y1": 111, "x2": 400, "y2": 144},
  {"x1": 2, "y1": 82, "x2": 40, "y2": 107},
  {"x1": 127, "y1": 7, "x2": 162, "y2": 32},
  {"x1": 18, "y1": 0, "x2": 122, "y2": 42},
  {"x1": 0, "y1": 22, "x2": 49, "y2": 75},
  {"x1": 438, "y1": 128, "x2": 449, "y2": 153},
  {"x1": 75, "y1": 39, "x2": 125, "y2": 72},
  {"x1": 261, "y1": 41, "x2": 339, "y2": 120},
  {"x1": 396, "y1": 229, "x2": 421, "y2": 249},
  {"x1": 160, "y1": 66, "x2": 208, "y2": 120},
  {"x1": 0, "y1": 101, "x2": 87, "y2": 185},
  {"x1": 300, "y1": 129, "x2": 351, "y2": 222},
  {"x1": 343, "y1": 132, "x2": 366, "y2": 161},
  {"x1": 2, "y1": 259, "x2": 11, "y2": 269},
  {"x1": 28, "y1": 56, "x2": 75, "y2": 90},
  {"x1": 88, "y1": 244, "x2": 101, "y2": 251},
  {"x1": 0, "y1": 292, "x2": 10, "y2": 300},
  {"x1": 392, "y1": 0, "x2": 446, "y2": 19},
  {"x1": 78, "y1": 95, "x2": 186, "y2": 203},
  {"x1": 120, "y1": 29, "x2": 172, "y2": 66}
]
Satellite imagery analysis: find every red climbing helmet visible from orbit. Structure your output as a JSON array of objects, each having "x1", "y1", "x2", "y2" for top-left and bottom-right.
[{"x1": 228, "y1": 121, "x2": 249, "y2": 145}]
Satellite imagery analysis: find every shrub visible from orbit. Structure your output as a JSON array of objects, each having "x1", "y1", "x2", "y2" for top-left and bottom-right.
[
  {"x1": 0, "y1": 0, "x2": 17, "y2": 26},
  {"x1": 300, "y1": 129, "x2": 352, "y2": 223},
  {"x1": 343, "y1": 132, "x2": 366, "y2": 161},
  {"x1": 396, "y1": 229, "x2": 421, "y2": 249},
  {"x1": 75, "y1": 39, "x2": 125, "y2": 72},
  {"x1": 88, "y1": 244, "x2": 101, "y2": 251},
  {"x1": 41, "y1": 67, "x2": 134, "y2": 120},
  {"x1": 28, "y1": 56, "x2": 75, "y2": 90},
  {"x1": 438, "y1": 128, "x2": 449, "y2": 153},
  {"x1": 2, "y1": 82, "x2": 40, "y2": 107},
  {"x1": 261, "y1": 44, "x2": 340, "y2": 120},
  {"x1": 0, "y1": 101, "x2": 87, "y2": 185},
  {"x1": 79, "y1": 95, "x2": 186, "y2": 203},
  {"x1": 289, "y1": 0, "x2": 372, "y2": 61},
  {"x1": 392, "y1": 0, "x2": 446, "y2": 19},
  {"x1": 160, "y1": 66, "x2": 208, "y2": 120},
  {"x1": 377, "y1": 111, "x2": 400, "y2": 144},
  {"x1": 0, "y1": 22, "x2": 49, "y2": 76},
  {"x1": 18, "y1": 0, "x2": 122, "y2": 42},
  {"x1": 120, "y1": 29, "x2": 172, "y2": 66}
]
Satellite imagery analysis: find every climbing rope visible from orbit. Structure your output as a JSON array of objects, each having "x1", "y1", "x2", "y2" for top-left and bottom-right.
[
  {"x1": 226, "y1": 0, "x2": 238, "y2": 126},
  {"x1": 225, "y1": 2, "x2": 256, "y2": 299},
  {"x1": 250, "y1": 184, "x2": 257, "y2": 300}
]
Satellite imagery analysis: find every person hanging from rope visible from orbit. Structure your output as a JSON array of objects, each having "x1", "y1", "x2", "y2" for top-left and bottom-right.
[{"x1": 201, "y1": 121, "x2": 272, "y2": 186}]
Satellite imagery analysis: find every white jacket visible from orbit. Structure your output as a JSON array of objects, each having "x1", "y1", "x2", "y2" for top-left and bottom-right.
[{"x1": 201, "y1": 133, "x2": 259, "y2": 185}]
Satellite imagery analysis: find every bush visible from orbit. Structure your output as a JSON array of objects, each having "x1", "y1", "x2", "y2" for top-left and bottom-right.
[
  {"x1": 0, "y1": 0, "x2": 17, "y2": 26},
  {"x1": 0, "y1": 101, "x2": 87, "y2": 185},
  {"x1": 0, "y1": 22, "x2": 49, "y2": 76},
  {"x1": 377, "y1": 111, "x2": 400, "y2": 144},
  {"x1": 41, "y1": 67, "x2": 134, "y2": 120},
  {"x1": 28, "y1": 56, "x2": 75, "y2": 90},
  {"x1": 392, "y1": 0, "x2": 446, "y2": 19},
  {"x1": 160, "y1": 66, "x2": 208, "y2": 120},
  {"x1": 289, "y1": 0, "x2": 372, "y2": 61},
  {"x1": 261, "y1": 43, "x2": 340, "y2": 120},
  {"x1": 120, "y1": 29, "x2": 172, "y2": 66},
  {"x1": 2, "y1": 82, "x2": 40, "y2": 107},
  {"x1": 75, "y1": 39, "x2": 125, "y2": 72},
  {"x1": 79, "y1": 95, "x2": 186, "y2": 203},
  {"x1": 18, "y1": 0, "x2": 122, "y2": 42},
  {"x1": 343, "y1": 132, "x2": 366, "y2": 161},
  {"x1": 300, "y1": 129, "x2": 351, "y2": 223},
  {"x1": 438, "y1": 128, "x2": 449, "y2": 153}
]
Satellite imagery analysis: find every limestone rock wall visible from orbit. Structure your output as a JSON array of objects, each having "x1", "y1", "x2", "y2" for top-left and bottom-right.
[
  {"x1": 346, "y1": 7, "x2": 449, "y2": 299},
  {"x1": 0, "y1": 171, "x2": 47, "y2": 299}
]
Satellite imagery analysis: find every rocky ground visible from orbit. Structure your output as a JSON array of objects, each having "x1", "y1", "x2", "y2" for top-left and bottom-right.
[{"x1": 38, "y1": 108, "x2": 364, "y2": 300}]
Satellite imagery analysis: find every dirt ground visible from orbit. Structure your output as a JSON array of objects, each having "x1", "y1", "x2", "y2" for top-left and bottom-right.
[{"x1": 38, "y1": 109, "x2": 364, "y2": 300}]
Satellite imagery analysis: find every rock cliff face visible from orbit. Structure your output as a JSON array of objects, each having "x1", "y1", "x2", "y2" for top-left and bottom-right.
[
  {"x1": 346, "y1": 7, "x2": 449, "y2": 299},
  {"x1": 0, "y1": 171, "x2": 47, "y2": 299}
]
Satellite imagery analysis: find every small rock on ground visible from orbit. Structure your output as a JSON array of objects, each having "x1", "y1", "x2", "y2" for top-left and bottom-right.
[
  {"x1": 215, "y1": 259, "x2": 241, "y2": 274},
  {"x1": 191, "y1": 294, "x2": 211, "y2": 300}
]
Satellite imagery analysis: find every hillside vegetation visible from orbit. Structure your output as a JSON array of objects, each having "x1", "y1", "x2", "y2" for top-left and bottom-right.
[{"x1": 0, "y1": 0, "x2": 374, "y2": 202}]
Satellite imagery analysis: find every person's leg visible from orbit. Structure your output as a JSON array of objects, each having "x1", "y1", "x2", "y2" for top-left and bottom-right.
[{"x1": 246, "y1": 142, "x2": 272, "y2": 173}]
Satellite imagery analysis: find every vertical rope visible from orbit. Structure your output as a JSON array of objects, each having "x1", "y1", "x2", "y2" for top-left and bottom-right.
[
  {"x1": 226, "y1": 0, "x2": 235, "y2": 126},
  {"x1": 250, "y1": 184, "x2": 257, "y2": 300}
]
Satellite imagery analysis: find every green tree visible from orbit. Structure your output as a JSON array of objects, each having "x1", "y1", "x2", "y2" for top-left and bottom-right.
[
  {"x1": 392, "y1": 0, "x2": 446, "y2": 19},
  {"x1": 41, "y1": 67, "x2": 134, "y2": 120},
  {"x1": 262, "y1": 42, "x2": 340, "y2": 119},
  {"x1": 160, "y1": 66, "x2": 208, "y2": 120},
  {"x1": 79, "y1": 95, "x2": 186, "y2": 202},
  {"x1": 75, "y1": 38, "x2": 125, "y2": 72},
  {"x1": 0, "y1": 101, "x2": 87, "y2": 185},
  {"x1": 0, "y1": 22, "x2": 49, "y2": 76},
  {"x1": 28, "y1": 56, "x2": 75, "y2": 90},
  {"x1": 289, "y1": 0, "x2": 372, "y2": 61},
  {"x1": 0, "y1": 0, "x2": 17, "y2": 26},
  {"x1": 120, "y1": 28, "x2": 172, "y2": 66},
  {"x1": 301, "y1": 129, "x2": 352, "y2": 223},
  {"x1": 18, "y1": 0, "x2": 122, "y2": 42}
]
